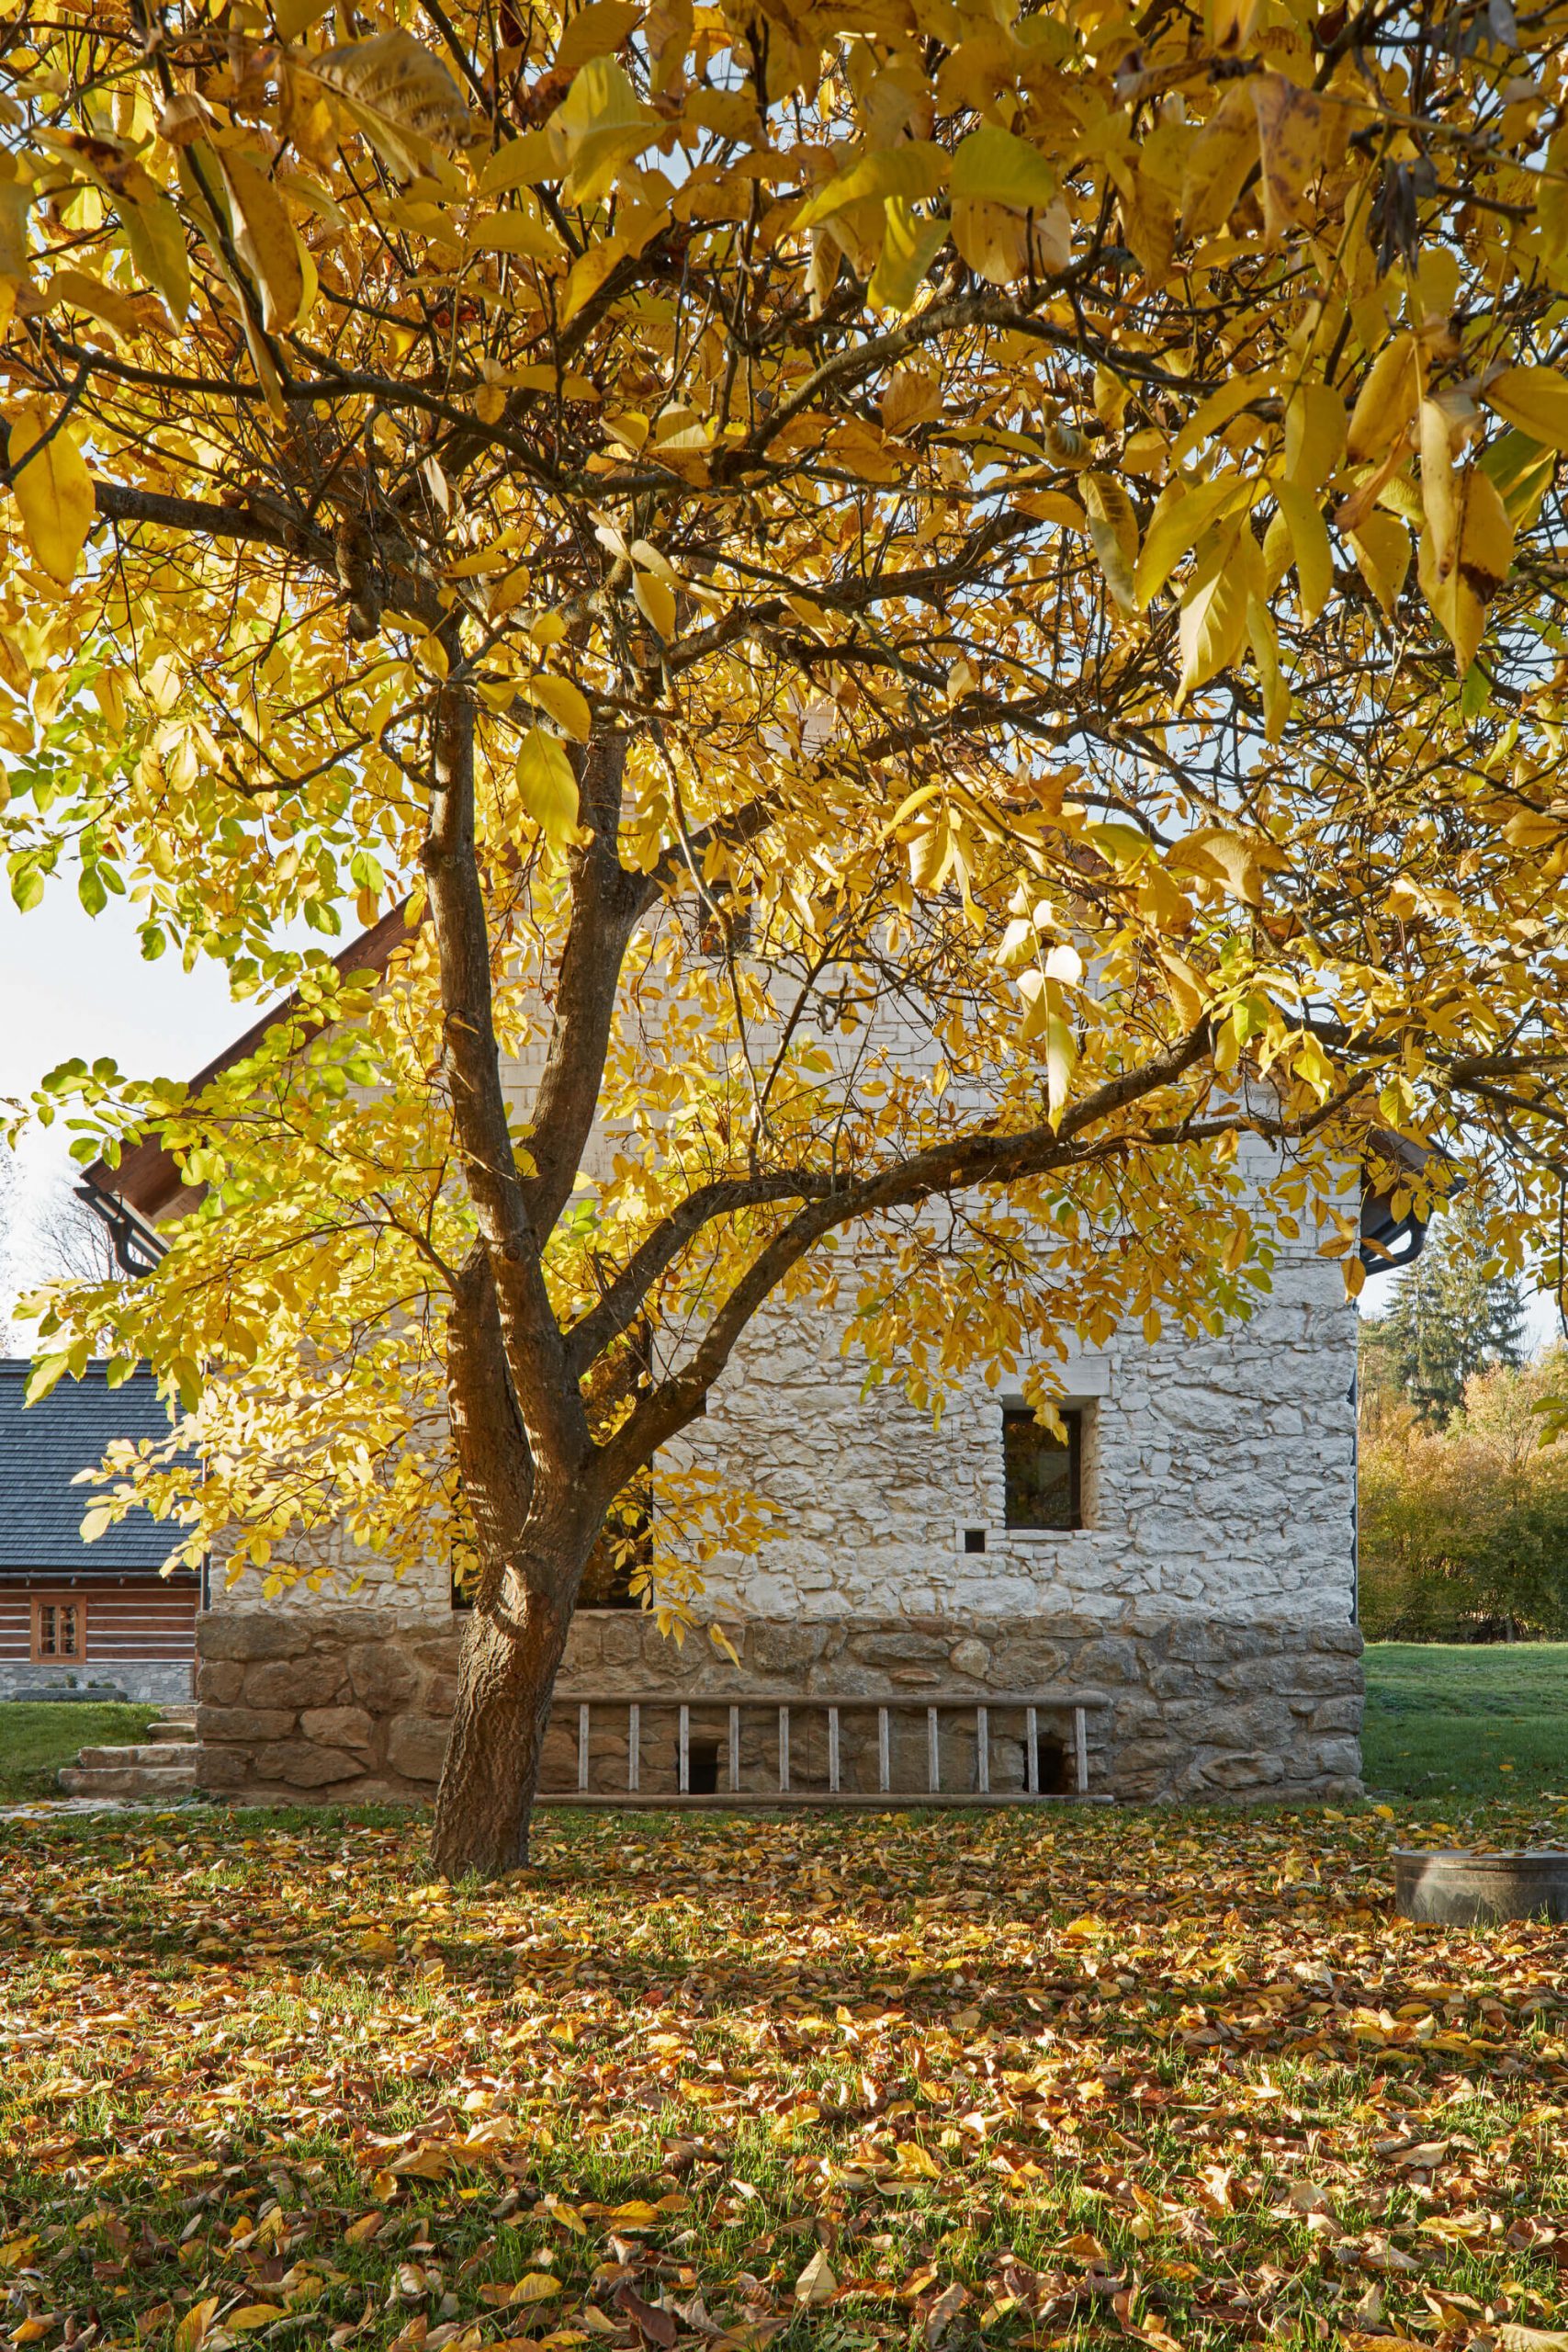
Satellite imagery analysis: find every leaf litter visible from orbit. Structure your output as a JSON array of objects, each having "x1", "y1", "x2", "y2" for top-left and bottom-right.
[{"x1": 1, "y1": 1800, "x2": 1565, "y2": 2352}]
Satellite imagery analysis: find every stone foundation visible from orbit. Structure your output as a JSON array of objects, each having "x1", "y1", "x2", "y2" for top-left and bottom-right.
[
  {"x1": 0, "y1": 1659, "x2": 195, "y2": 1704},
  {"x1": 195, "y1": 1606, "x2": 1363, "y2": 1806}
]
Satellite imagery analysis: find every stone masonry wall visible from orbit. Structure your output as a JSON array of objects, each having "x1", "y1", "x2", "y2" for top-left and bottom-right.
[
  {"x1": 0, "y1": 1658, "x2": 194, "y2": 1704},
  {"x1": 195, "y1": 1604, "x2": 1363, "y2": 1806}
]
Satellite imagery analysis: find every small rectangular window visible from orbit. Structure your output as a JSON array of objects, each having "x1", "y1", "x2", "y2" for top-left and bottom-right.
[
  {"x1": 1003, "y1": 1408, "x2": 1083, "y2": 1531},
  {"x1": 32, "y1": 1597, "x2": 85, "y2": 1662}
]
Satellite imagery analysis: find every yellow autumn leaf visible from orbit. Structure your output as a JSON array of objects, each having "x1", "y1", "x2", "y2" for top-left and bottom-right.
[
  {"x1": 950, "y1": 122, "x2": 1057, "y2": 211},
  {"x1": 1347, "y1": 334, "x2": 1420, "y2": 465},
  {"x1": 1418, "y1": 397, "x2": 1459, "y2": 582},
  {"x1": 1274, "y1": 480, "x2": 1332, "y2": 622},
  {"x1": 1481, "y1": 364, "x2": 1568, "y2": 451},
  {"x1": 1250, "y1": 74, "x2": 1323, "y2": 243},
  {"x1": 119, "y1": 188, "x2": 190, "y2": 321},
  {"x1": 1349, "y1": 511, "x2": 1410, "y2": 617},
  {"x1": 1169, "y1": 376, "x2": 1264, "y2": 469},
  {"x1": 516, "y1": 725, "x2": 582, "y2": 847},
  {"x1": 1134, "y1": 476, "x2": 1238, "y2": 608},
  {"x1": 227, "y1": 2306, "x2": 289, "y2": 2334},
  {"x1": 1245, "y1": 594, "x2": 1290, "y2": 743},
  {"x1": 1417, "y1": 464, "x2": 1514, "y2": 673},
  {"x1": 7, "y1": 405, "x2": 96, "y2": 585},
  {"x1": 1043, "y1": 1010, "x2": 1077, "y2": 1124},
  {"x1": 174, "y1": 2296, "x2": 221, "y2": 2352},
  {"x1": 553, "y1": 0, "x2": 643, "y2": 76},
  {"x1": 468, "y1": 209, "x2": 567, "y2": 261},
  {"x1": 1156, "y1": 947, "x2": 1209, "y2": 1031},
  {"x1": 550, "y1": 57, "x2": 660, "y2": 203},
  {"x1": 1284, "y1": 380, "x2": 1347, "y2": 488},
  {"x1": 218, "y1": 152, "x2": 305, "y2": 334},
  {"x1": 867, "y1": 198, "x2": 948, "y2": 313},
  {"x1": 795, "y1": 2248, "x2": 838, "y2": 2304},
  {"x1": 1179, "y1": 83, "x2": 1256, "y2": 241},
  {"x1": 1176, "y1": 526, "x2": 1257, "y2": 701},
  {"x1": 513, "y1": 2273, "x2": 564, "y2": 2301},
  {"x1": 527, "y1": 673, "x2": 592, "y2": 741},
  {"x1": 794, "y1": 142, "x2": 946, "y2": 232},
  {"x1": 478, "y1": 130, "x2": 557, "y2": 195},
  {"x1": 1079, "y1": 471, "x2": 1138, "y2": 611},
  {"x1": 632, "y1": 567, "x2": 676, "y2": 640},
  {"x1": 46, "y1": 266, "x2": 151, "y2": 340}
]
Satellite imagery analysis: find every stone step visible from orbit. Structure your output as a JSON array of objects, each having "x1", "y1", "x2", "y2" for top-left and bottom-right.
[
  {"x1": 59, "y1": 1764, "x2": 197, "y2": 1801},
  {"x1": 147, "y1": 1720, "x2": 196, "y2": 1743},
  {"x1": 73, "y1": 1744, "x2": 199, "y2": 1770}
]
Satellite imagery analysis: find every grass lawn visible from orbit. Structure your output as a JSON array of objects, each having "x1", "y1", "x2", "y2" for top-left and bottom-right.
[
  {"x1": 0, "y1": 1702, "x2": 162, "y2": 1804},
  {"x1": 1363, "y1": 1641, "x2": 1568, "y2": 1804},
  {"x1": 1, "y1": 1794, "x2": 1566, "y2": 2352}
]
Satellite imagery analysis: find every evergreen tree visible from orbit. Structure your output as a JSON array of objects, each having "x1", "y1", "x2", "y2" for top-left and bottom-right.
[{"x1": 1371, "y1": 1203, "x2": 1529, "y2": 1424}]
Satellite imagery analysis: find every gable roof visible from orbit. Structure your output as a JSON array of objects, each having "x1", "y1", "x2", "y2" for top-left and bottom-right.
[
  {"x1": 0, "y1": 1360, "x2": 185, "y2": 1574},
  {"x1": 88, "y1": 903, "x2": 417, "y2": 1224}
]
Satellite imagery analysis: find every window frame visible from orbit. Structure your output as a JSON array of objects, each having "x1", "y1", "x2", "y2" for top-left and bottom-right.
[
  {"x1": 1001, "y1": 1405, "x2": 1086, "y2": 1532},
  {"x1": 31, "y1": 1592, "x2": 87, "y2": 1665}
]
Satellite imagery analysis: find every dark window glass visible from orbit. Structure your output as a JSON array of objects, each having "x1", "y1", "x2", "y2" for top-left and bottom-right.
[{"x1": 1002, "y1": 1408, "x2": 1083, "y2": 1531}]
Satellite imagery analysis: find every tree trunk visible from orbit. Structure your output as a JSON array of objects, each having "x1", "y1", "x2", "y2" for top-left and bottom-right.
[{"x1": 428, "y1": 1589, "x2": 572, "y2": 1880}]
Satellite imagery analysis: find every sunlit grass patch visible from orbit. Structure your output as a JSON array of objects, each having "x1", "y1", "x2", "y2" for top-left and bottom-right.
[{"x1": 1, "y1": 1798, "x2": 1565, "y2": 2352}]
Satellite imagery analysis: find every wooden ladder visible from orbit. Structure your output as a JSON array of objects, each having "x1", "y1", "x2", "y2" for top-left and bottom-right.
[{"x1": 537, "y1": 1690, "x2": 1110, "y2": 1807}]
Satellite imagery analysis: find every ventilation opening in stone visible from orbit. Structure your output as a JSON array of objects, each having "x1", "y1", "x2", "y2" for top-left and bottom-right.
[
  {"x1": 688, "y1": 1738, "x2": 721, "y2": 1795},
  {"x1": 1034, "y1": 1733, "x2": 1067, "y2": 1795}
]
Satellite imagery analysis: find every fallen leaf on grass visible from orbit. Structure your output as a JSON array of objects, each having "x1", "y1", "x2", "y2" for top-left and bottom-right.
[
  {"x1": 794, "y1": 2249, "x2": 837, "y2": 2306},
  {"x1": 615, "y1": 2284, "x2": 677, "y2": 2346},
  {"x1": 921, "y1": 2281, "x2": 967, "y2": 2346}
]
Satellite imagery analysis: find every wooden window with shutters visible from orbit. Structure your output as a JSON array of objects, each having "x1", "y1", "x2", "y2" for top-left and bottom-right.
[{"x1": 31, "y1": 1595, "x2": 86, "y2": 1664}]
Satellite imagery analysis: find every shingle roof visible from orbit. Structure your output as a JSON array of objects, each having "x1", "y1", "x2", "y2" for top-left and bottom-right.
[{"x1": 0, "y1": 1361, "x2": 181, "y2": 1572}]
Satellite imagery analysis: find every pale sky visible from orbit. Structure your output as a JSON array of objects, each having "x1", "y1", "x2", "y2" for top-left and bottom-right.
[{"x1": 1, "y1": 884, "x2": 244, "y2": 1327}]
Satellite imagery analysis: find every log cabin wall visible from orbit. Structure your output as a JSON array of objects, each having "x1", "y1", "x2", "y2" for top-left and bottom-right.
[{"x1": 0, "y1": 1362, "x2": 200, "y2": 1702}]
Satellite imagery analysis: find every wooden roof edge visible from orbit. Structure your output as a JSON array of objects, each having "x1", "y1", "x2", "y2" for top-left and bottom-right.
[{"x1": 85, "y1": 901, "x2": 422, "y2": 1224}]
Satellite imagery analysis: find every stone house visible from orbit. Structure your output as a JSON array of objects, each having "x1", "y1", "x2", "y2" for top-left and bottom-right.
[{"x1": 85, "y1": 917, "x2": 1388, "y2": 1809}]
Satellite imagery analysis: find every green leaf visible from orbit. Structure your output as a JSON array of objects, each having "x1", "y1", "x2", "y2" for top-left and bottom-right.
[{"x1": 78, "y1": 864, "x2": 107, "y2": 915}]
